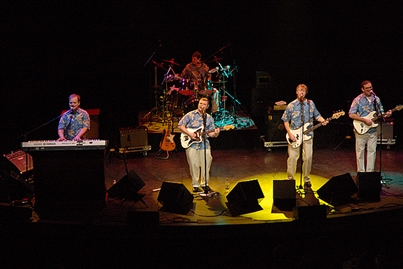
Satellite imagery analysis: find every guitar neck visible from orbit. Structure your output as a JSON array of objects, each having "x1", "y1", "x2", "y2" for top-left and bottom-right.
[{"x1": 303, "y1": 117, "x2": 331, "y2": 134}]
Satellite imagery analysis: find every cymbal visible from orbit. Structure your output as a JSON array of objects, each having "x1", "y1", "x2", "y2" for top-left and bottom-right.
[
  {"x1": 163, "y1": 59, "x2": 181, "y2": 66},
  {"x1": 207, "y1": 57, "x2": 224, "y2": 63},
  {"x1": 208, "y1": 68, "x2": 217, "y2": 73}
]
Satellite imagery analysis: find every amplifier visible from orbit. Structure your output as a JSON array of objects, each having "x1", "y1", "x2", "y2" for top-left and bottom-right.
[
  {"x1": 119, "y1": 126, "x2": 149, "y2": 148},
  {"x1": 3, "y1": 150, "x2": 33, "y2": 175}
]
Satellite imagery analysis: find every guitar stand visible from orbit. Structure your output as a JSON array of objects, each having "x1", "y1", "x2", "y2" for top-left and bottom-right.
[{"x1": 155, "y1": 148, "x2": 179, "y2": 160}]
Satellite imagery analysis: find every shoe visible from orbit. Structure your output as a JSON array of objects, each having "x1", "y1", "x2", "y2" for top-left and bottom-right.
[
  {"x1": 304, "y1": 181, "x2": 312, "y2": 188},
  {"x1": 193, "y1": 187, "x2": 202, "y2": 193},
  {"x1": 202, "y1": 186, "x2": 212, "y2": 192}
]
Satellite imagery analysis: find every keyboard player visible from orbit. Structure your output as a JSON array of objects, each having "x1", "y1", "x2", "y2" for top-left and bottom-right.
[{"x1": 57, "y1": 94, "x2": 90, "y2": 141}]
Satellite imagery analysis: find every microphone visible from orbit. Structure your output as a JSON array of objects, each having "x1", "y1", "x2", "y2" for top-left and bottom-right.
[{"x1": 370, "y1": 90, "x2": 376, "y2": 95}]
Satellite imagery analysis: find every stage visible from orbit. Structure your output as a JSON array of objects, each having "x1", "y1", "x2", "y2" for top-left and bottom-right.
[{"x1": 2, "y1": 138, "x2": 403, "y2": 268}]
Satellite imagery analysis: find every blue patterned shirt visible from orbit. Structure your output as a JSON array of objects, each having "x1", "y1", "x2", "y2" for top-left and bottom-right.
[
  {"x1": 349, "y1": 93, "x2": 384, "y2": 133},
  {"x1": 58, "y1": 108, "x2": 90, "y2": 140},
  {"x1": 178, "y1": 110, "x2": 215, "y2": 150},
  {"x1": 281, "y1": 99, "x2": 322, "y2": 137}
]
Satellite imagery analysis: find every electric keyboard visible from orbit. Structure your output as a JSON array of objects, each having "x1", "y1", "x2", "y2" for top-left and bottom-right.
[{"x1": 21, "y1": 140, "x2": 108, "y2": 151}]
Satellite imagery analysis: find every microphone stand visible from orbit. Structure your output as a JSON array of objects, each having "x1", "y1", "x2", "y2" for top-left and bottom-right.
[
  {"x1": 17, "y1": 113, "x2": 62, "y2": 186},
  {"x1": 373, "y1": 93, "x2": 389, "y2": 188},
  {"x1": 202, "y1": 112, "x2": 209, "y2": 195},
  {"x1": 298, "y1": 101, "x2": 304, "y2": 191}
]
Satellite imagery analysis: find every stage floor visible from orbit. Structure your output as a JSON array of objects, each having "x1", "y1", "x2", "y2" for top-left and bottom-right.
[
  {"x1": 2, "y1": 141, "x2": 403, "y2": 268},
  {"x1": 100, "y1": 145, "x2": 403, "y2": 225}
]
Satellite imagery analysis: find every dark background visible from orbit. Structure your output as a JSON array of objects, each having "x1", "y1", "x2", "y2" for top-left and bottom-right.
[{"x1": 2, "y1": 1, "x2": 403, "y2": 153}]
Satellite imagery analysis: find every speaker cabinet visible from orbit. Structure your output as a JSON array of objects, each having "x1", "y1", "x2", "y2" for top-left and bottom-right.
[
  {"x1": 357, "y1": 172, "x2": 381, "y2": 202},
  {"x1": 157, "y1": 182, "x2": 194, "y2": 215},
  {"x1": 317, "y1": 173, "x2": 358, "y2": 206},
  {"x1": 108, "y1": 170, "x2": 145, "y2": 199},
  {"x1": 119, "y1": 126, "x2": 149, "y2": 148},
  {"x1": 273, "y1": 180, "x2": 296, "y2": 211},
  {"x1": 226, "y1": 179, "x2": 264, "y2": 216},
  {"x1": 266, "y1": 111, "x2": 286, "y2": 141}
]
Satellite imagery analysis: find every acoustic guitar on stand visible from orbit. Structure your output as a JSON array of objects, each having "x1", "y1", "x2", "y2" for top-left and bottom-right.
[
  {"x1": 353, "y1": 105, "x2": 403, "y2": 134},
  {"x1": 159, "y1": 118, "x2": 176, "y2": 152},
  {"x1": 286, "y1": 111, "x2": 345, "y2": 148}
]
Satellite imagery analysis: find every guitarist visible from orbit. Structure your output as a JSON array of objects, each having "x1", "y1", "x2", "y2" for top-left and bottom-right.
[
  {"x1": 178, "y1": 97, "x2": 220, "y2": 193},
  {"x1": 349, "y1": 80, "x2": 392, "y2": 172},
  {"x1": 282, "y1": 84, "x2": 328, "y2": 188}
]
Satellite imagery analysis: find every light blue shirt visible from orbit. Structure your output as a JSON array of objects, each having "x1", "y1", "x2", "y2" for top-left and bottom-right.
[{"x1": 281, "y1": 99, "x2": 322, "y2": 137}]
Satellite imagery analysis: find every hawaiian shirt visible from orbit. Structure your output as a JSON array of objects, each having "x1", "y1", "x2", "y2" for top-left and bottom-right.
[
  {"x1": 178, "y1": 109, "x2": 215, "y2": 150},
  {"x1": 349, "y1": 93, "x2": 384, "y2": 134},
  {"x1": 58, "y1": 108, "x2": 90, "y2": 140},
  {"x1": 281, "y1": 99, "x2": 322, "y2": 138}
]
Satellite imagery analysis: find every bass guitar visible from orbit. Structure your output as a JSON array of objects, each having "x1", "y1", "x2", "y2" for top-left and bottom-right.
[
  {"x1": 286, "y1": 111, "x2": 345, "y2": 148},
  {"x1": 180, "y1": 125, "x2": 234, "y2": 149},
  {"x1": 159, "y1": 119, "x2": 176, "y2": 152},
  {"x1": 353, "y1": 105, "x2": 403, "y2": 134}
]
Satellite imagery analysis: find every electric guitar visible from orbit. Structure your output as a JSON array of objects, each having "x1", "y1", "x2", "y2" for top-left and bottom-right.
[
  {"x1": 180, "y1": 125, "x2": 234, "y2": 149},
  {"x1": 159, "y1": 119, "x2": 176, "y2": 152},
  {"x1": 286, "y1": 111, "x2": 345, "y2": 148},
  {"x1": 353, "y1": 105, "x2": 403, "y2": 134}
]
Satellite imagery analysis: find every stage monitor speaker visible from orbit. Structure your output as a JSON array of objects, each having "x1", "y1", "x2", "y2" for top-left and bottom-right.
[
  {"x1": 157, "y1": 182, "x2": 194, "y2": 215},
  {"x1": 108, "y1": 170, "x2": 145, "y2": 199},
  {"x1": 273, "y1": 180, "x2": 296, "y2": 211},
  {"x1": 293, "y1": 205, "x2": 327, "y2": 221},
  {"x1": 317, "y1": 173, "x2": 358, "y2": 206},
  {"x1": 357, "y1": 172, "x2": 381, "y2": 202},
  {"x1": 226, "y1": 179, "x2": 264, "y2": 216}
]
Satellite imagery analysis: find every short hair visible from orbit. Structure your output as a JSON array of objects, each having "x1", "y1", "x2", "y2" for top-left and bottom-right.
[
  {"x1": 361, "y1": 80, "x2": 372, "y2": 89},
  {"x1": 69, "y1": 94, "x2": 81, "y2": 102},
  {"x1": 199, "y1": 97, "x2": 209, "y2": 106},
  {"x1": 192, "y1": 51, "x2": 202, "y2": 59},
  {"x1": 296, "y1": 84, "x2": 308, "y2": 93}
]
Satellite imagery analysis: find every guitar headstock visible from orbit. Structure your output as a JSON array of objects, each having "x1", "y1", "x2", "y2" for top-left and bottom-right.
[
  {"x1": 332, "y1": 110, "x2": 345, "y2": 119},
  {"x1": 394, "y1": 105, "x2": 403, "y2": 111}
]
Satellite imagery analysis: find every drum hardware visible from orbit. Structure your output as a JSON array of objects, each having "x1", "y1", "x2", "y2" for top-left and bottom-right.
[{"x1": 151, "y1": 60, "x2": 166, "y2": 71}]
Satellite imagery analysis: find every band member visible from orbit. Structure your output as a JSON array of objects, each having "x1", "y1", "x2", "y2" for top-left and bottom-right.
[
  {"x1": 180, "y1": 51, "x2": 210, "y2": 93},
  {"x1": 57, "y1": 94, "x2": 90, "y2": 141},
  {"x1": 178, "y1": 98, "x2": 220, "y2": 193},
  {"x1": 282, "y1": 84, "x2": 328, "y2": 188},
  {"x1": 349, "y1": 80, "x2": 392, "y2": 172}
]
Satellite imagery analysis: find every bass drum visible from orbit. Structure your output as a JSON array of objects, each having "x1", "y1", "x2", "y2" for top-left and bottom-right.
[
  {"x1": 184, "y1": 96, "x2": 199, "y2": 114},
  {"x1": 166, "y1": 91, "x2": 185, "y2": 117}
]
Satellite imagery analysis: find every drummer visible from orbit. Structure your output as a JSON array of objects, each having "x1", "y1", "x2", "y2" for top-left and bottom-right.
[{"x1": 180, "y1": 51, "x2": 211, "y2": 96}]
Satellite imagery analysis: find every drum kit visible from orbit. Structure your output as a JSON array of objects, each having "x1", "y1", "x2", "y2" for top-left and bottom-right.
[{"x1": 146, "y1": 56, "x2": 239, "y2": 126}]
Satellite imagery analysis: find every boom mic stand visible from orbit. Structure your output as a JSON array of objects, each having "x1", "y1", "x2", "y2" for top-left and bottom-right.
[{"x1": 18, "y1": 113, "x2": 62, "y2": 176}]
